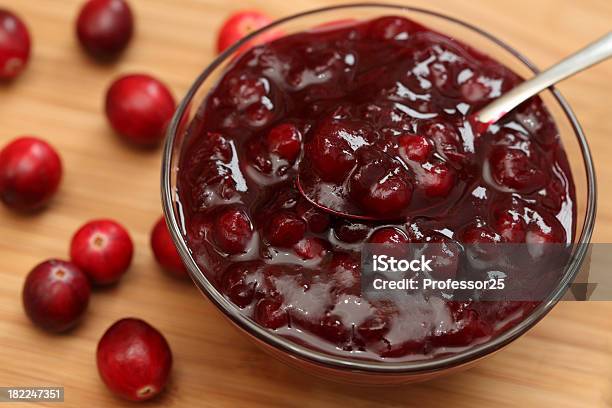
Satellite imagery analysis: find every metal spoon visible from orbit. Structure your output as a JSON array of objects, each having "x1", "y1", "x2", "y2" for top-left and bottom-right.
[{"x1": 473, "y1": 31, "x2": 612, "y2": 129}]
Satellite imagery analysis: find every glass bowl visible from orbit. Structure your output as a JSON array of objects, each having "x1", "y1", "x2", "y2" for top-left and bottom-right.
[{"x1": 161, "y1": 4, "x2": 596, "y2": 384}]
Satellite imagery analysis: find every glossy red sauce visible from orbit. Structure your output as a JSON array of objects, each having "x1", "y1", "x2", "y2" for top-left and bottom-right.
[{"x1": 178, "y1": 16, "x2": 575, "y2": 361}]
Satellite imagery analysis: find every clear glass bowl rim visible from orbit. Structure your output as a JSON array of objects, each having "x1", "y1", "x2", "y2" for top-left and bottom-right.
[{"x1": 162, "y1": 3, "x2": 597, "y2": 374}]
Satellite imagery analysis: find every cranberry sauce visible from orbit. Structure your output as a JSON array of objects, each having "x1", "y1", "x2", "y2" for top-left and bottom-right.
[{"x1": 178, "y1": 16, "x2": 576, "y2": 361}]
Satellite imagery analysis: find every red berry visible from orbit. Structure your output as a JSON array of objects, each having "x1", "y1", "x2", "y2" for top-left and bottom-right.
[
  {"x1": 105, "y1": 74, "x2": 176, "y2": 147},
  {"x1": 0, "y1": 137, "x2": 62, "y2": 211},
  {"x1": 266, "y1": 123, "x2": 301, "y2": 162},
  {"x1": 398, "y1": 134, "x2": 431, "y2": 163},
  {"x1": 76, "y1": 0, "x2": 134, "y2": 60},
  {"x1": 416, "y1": 162, "x2": 454, "y2": 197},
  {"x1": 265, "y1": 212, "x2": 305, "y2": 247},
  {"x1": 307, "y1": 120, "x2": 366, "y2": 182},
  {"x1": 70, "y1": 219, "x2": 134, "y2": 285},
  {"x1": 0, "y1": 9, "x2": 31, "y2": 79},
  {"x1": 97, "y1": 318, "x2": 172, "y2": 401},
  {"x1": 369, "y1": 227, "x2": 408, "y2": 244},
  {"x1": 22, "y1": 259, "x2": 90, "y2": 332},
  {"x1": 350, "y1": 162, "x2": 412, "y2": 216},
  {"x1": 150, "y1": 216, "x2": 188, "y2": 278},
  {"x1": 213, "y1": 207, "x2": 253, "y2": 254},
  {"x1": 254, "y1": 297, "x2": 287, "y2": 329},
  {"x1": 489, "y1": 146, "x2": 546, "y2": 193},
  {"x1": 307, "y1": 121, "x2": 365, "y2": 182},
  {"x1": 217, "y1": 10, "x2": 274, "y2": 54}
]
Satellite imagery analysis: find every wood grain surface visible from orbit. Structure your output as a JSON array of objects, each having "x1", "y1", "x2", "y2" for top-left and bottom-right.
[{"x1": 1, "y1": 0, "x2": 611, "y2": 407}]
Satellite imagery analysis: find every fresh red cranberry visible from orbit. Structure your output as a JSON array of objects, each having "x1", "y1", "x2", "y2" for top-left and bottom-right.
[
  {"x1": 0, "y1": 9, "x2": 30, "y2": 79},
  {"x1": 307, "y1": 119, "x2": 366, "y2": 182},
  {"x1": 97, "y1": 318, "x2": 172, "y2": 401},
  {"x1": 0, "y1": 137, "x2": 62, "y2": 211},
  {"x1": 296, "y1": 200, "x2": 330, "y2": 233},
  {"x1": 494, "y1": 211, "x2": 526, "y2": 243},
  {"x1": 70, "y1": 219, "x2": 134, "y2": 285},
  {"x1": 369, "y1": 227, "x2": 408, "y2": 244},
  {"x1": 150, "y1": 216, "x2": 188, "y2": 278},
  {"x1": 105, "y1": 74, "x2": 176, "y2": 147},
  {"x1": 213, "y1": 207, "x2": 253, "y2": 254},
  {"x1": 489, "y1": 146, "x2": 546, "y2": 193},
  {"x1": 254, "y1": 297, "x2": 287, "y2": 329},
  {"x1": 221, "y1": 262, "x2": 262, "y2": 307},
  {"x1": 368, "y1": 16, "x2": 423, "y2": 41},
  {"x1": 293, "y1": 237, "x2": 327, "y2": 260},
  {"x1": 76, "y1": 0, "x2": 134, "y2": 60},
  {"x1": 22, "y1": 259, "x2": 90, "y2": 333},
  {"x1": 416, "y1": 162, "x2": 454, "y2": 197},
  {"x1": 265, "y1": 212, "x2": 305, "y2": 247},
  {"x1": 266, "y1": 123, "x2": 301, "y2": 162},
  {"x1": 398, "y1": 134, "x2": 431, "y2": 163},
  {"x1": 350, "y1": 162, "x2": 412, "y2": 216},
  {"x1": 217, "y1": 10, "x2": 274, "y2": 54}
]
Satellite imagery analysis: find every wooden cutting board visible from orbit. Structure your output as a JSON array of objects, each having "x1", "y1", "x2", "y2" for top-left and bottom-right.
[{"x1": 1, "y1": 0, "x2": 611, "y2": 406}]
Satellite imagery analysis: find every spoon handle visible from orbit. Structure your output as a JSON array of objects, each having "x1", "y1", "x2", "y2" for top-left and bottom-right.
[{"x1": 475, "y1": 32, "x2": 612, "y2": 126}]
